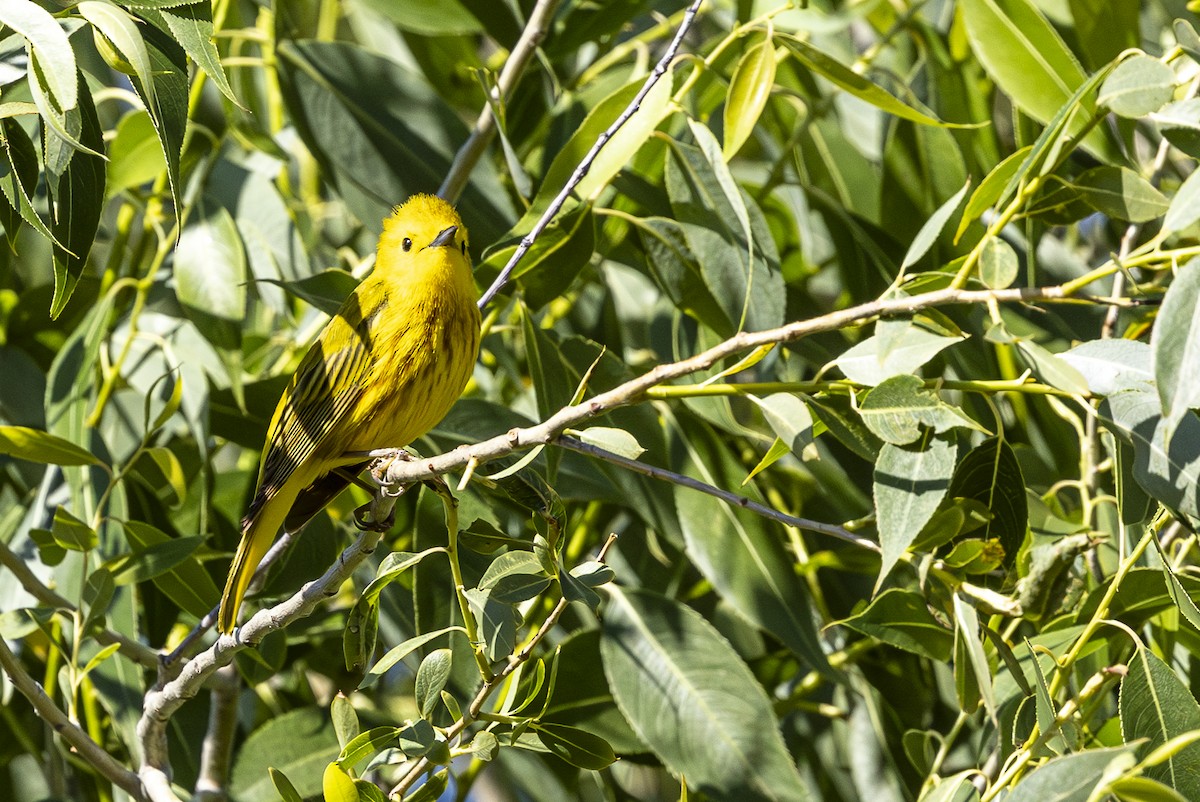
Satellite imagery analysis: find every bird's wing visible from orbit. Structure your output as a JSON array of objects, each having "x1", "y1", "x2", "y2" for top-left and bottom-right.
[{"x1": 248, "y1": 318, "x2": 374, "y2": 518}]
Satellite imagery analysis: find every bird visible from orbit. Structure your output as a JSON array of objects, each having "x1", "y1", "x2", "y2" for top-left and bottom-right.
[{"x1": 218, "y1": 194, "x2": 481, "y2": 633}]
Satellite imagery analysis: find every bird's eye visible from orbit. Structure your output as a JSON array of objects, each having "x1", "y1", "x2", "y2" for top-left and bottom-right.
[{"x1": 402, "y1": 237, "x2": 412, "y2": 252}]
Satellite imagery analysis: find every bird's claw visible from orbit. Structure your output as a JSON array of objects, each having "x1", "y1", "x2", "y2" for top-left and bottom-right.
[{"x1": 353, "y1": 502, "x2": 395, "y2": 532}]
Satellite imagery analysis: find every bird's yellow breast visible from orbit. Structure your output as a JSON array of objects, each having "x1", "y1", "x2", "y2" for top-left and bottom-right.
[{"x1": 339, "y1": 243, "x2": 480, "y2": 455}]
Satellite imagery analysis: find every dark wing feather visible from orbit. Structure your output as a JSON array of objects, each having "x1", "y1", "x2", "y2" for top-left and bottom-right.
[{"x1": 247, "y1": 318, "x2": 375, "y2": 522}]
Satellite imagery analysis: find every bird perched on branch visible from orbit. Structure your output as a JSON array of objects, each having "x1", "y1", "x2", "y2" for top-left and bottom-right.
[{"x1": 218, "y1": 194, "x2": 481, "y2": 633}]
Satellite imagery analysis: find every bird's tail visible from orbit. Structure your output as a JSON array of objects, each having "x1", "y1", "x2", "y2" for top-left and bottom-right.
[{"x1": 218, "y1": 488, "x2": 294, "y2": 633}]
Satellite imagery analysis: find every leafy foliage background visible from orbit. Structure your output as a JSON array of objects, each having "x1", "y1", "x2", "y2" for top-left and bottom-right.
[{"x1": 1, "y1": 1, "x2": 1200, "y2": 801}]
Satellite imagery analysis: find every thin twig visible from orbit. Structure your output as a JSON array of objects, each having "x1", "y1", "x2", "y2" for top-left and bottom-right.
[
  {"x1": 389, "y1": 534, "x2": 620, "y2": 798},
  {"x1": 476, "y1": 0, "x2": 705, "y2": 308},
  {"x1": 136, "y1": 529, "x2": 385, "y2": 799},
  {"x1": 378, "y1": 285, "x2": 1095, "y2": 490},
  {"x1": 0, "y1": 539, "x2": 159, "y2": 669},
  {"x1": 0, "y1": 638, "x2": 145, "y2": 800},
  {"x1": 439, "y1": 0, "x2": 561, "y2": 203},
  {"x1": 556, "y1": 436, "x2": 878, "y2": 551}
]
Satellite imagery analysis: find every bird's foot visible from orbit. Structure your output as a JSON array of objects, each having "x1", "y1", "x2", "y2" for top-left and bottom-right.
[{"x1": 353, "y1": 502, "x2": 396, "y2": 532}]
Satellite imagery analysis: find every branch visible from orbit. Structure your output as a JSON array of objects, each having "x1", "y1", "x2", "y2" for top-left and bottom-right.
[
  {"x1": 389, "y1": 534, "x2": 620, "y2": 798},
  {"x1": 476, "y1": 0, "x2": 705, "y2": 308},
  {"x1": 438, "y1": 0, "x2": 561, "y2": 203},
  {"x1": 555, "y1": 435, "x2": 879, "y2": 551},
  {"x1": 163, "y1": 529, "x2": 300, "y2": 666},
  {"x1": 193, "y1": 665, "x2": 239, "y2": 802},
  {"x1": 137, "y1": 529, "x2": 385, "y2": 799},
  {"x1": 378, "y1": 285, "x2": 1083, "y2": 489},
  {"x1": 0, "y1": 539, "x2": 159, "y2": 670},
  {"x1": 0, "y1": 638, "x2": 145, "y2": 800}
]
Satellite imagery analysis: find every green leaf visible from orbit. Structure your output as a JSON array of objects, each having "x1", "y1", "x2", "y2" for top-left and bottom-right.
[
  {"x1": 1074, "y1": 166, "x2": 1170, "y2": 223},
  {"x1": 1121, "y1": 648, "x2": 1200, "y2": 798},
  {"x1": 875, "y1": 435, "x2": 957, "y2": 583},
  {"x1": 146, "y1": 2, "x2": 238, "y2": 106},
  {"x1": 259, "y1": 270, "x2": 358, "y2": 317},
  {"x1": 47, "y1": 75, "x2": 105, "y2": 319},
  {"x1": 0, "y1": 0, "x2": 76, "y2": 112},
  {"x1": 1105, "y1": 777, "x2": 1189, "y2": 802},
  {"x1": 1098, "y1": 53, "x2": 1177, "y2": 118},
  {"x1": 782, "y1": 36, "x2": 956, "y2": 127},
  {"x1": 575, "y1": 426, "x2": 645, "y2": 460},
  {"x1": 917, "y1": 770, "x2": 981, "y2": 802},
  {"x1": 414, "y1": 649, "x2": 452, "y2": 719},
  {"x1": 354, "y1": 0, "x2": 482, "y2": 35},
  {"x1": 362, "y1": 626, "x2": 465, "y2": 685},
  {"x1": 0, "y1": 116, "x2": 54, "y2": 246},
  {"x1": 51, "y1": 506, "x2": 97, "y2": 552},
  {"x1": 902, "y1": 180, "x2": 971, "y2": 270},
  {"x1": 175, "y1": 199, "x2": 247, "y2": 352},
  {"x1": 860, "y1": 374, "x2": 984, "y2": 445},
  {"x1": 330, "y1": 693, "x2": 359, "y2": 750},
  {"x1": 0, "y1": 425, "x2": 101, "y2": 466},
  {"x1": 978, "y1": 238, "x2": 1018, "y2": 289},
  {"x1": 335, "y1": 727, "x2": 399, "y2": 772},
  {"x1": 465, "y1": 587, "x2": 516, "y2": 662},
  {"x1": 959, "y1": 0, "x2": 1114, "y2": 161},
  {"x1": 480, "y1": 206, "x2": 594, "y2": 312},
  {"x1": 321, "y1": 762, "x2": 358, "y2": 802},
  {"x1": 122, "y1": 520, "x2": 220, "y2": 619},
  {"x1": 1005, "y1": 746, "x2": 1137, "y2": 801},
  {"x1": 471, "y1": 730, "x2": 499, "y2": 762},
  {"x1": 1155, "y1": 99, "x2": 1200, "y2": 160},
  {"x1": 276, "y1": 40, "x2": 510, "y2": 245},
  {"x1": 952, "y1": 594, "x2": 995, "y2": 718},
  {"x1": 837, "y1": 320, "x2": 965, "y2": 386},
  {"x1": 601, "y1": 587, "x2": 815, "y2": 802},
  {"x1": 1061, "y1": 339, "x2": 1153, "y2": 395},
  {"x1": 838, "y1": 588, "x2": 954, "y2": 660},
  {"x1": 947, "y1": 436, "x2": 1027, "y2": 563},
  {"x1": 534, "y1": 723, "x2": 616, "y2": 770},
  {"x1": 106, "y1": 110, "x2": 167, "y2": 195},
  {"x1": 78, "y1": 2, "x2": 156, "y2": 113},
  {"x1": 230, "y1": 708, "x2": 340, "y2": 802},
  {"x1": 397, "y1": 718, "x2": 437, "y2": 757},
  {"x1": 956, "y1": 147, "x2": 1031, "y2": 243},
  {"x1": 724, "y1": 36, "x2": 777, "y2": 159},
  {"x1": 1163, "y1": 170, "x2": 1200, "y2": 236},
  {"x1": 269, "y1": 768, "x2": 303, "y2": 802},
  {"x1": 80, "y1": 567, "x2": 115, "y2": 633},
  {"x1": 478, "y1": 551, "x2": 551, "y2": 605},
  {"x1": 677, "y1": 424, "x2": 829, "y2": 674},
  {"x1": 1100, "y1": 389, "x2": 1200, "y2": 520},
  {"x1": 664, "y1": 138, "x2": 785, "y2": 336},
  {"x1": 1152, "y1": 260, "x2": 1200, "y2": 441},
  {"x1": 107, "y1": 535, "x2": 202, "y2": 585}
]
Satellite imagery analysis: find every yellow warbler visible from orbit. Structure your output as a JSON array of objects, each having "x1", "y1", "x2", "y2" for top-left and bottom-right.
[{"x1": 218, "y1": 194, "x2": 481, "y2": 633}]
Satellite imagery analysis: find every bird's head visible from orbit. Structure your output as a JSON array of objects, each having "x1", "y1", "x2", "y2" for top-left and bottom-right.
[{"x1": 380, "y1": 194, "x2": 470, "y2": 267}]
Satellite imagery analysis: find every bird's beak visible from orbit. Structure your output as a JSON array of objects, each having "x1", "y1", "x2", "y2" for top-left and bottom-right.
[{"x1": 429, "y1": 225, "x2": 458, "y2": 249}]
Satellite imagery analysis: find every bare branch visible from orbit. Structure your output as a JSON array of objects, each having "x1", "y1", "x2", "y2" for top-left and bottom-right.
[
  {"x1": 194, "y1": 665, "x2": 239, "y2": 802},
  {"x1": 439, "y1": 0, "x2": 562, "y2": 203},
  {"x1": 163, "y1": 529, "x2": 300, "y2": 667},
  {"x1": 555, "y1": 436, "x2": 879, "y2": 551},
  {"x1": 378, "y1": 285, "x2": 1081, "y2": 490},
  {"x1": 476, "y1": 0, "x2": 705, "y2": 308},
  {"x1": 0, "y1": 638, "x2": 145, "y2": 800},
  {"x1": 137, "y1": 530, "x2": 385, "y2": 797}
]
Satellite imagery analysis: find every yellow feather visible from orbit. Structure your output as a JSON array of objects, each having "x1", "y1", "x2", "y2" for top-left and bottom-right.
[{"x1": 218, "y1": 195, "x2": 481, "y2": 633}]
